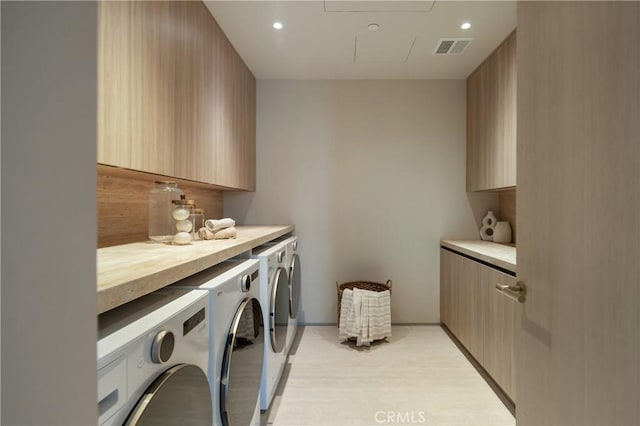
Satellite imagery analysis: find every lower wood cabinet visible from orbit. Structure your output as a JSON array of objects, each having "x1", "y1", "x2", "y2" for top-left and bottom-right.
[{"x1": 440, "y1": 248, "x2": 518, "y2": 402}]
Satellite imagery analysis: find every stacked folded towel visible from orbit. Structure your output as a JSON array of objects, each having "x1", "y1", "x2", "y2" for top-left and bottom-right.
[
  {"x1": 198, "y1": 218, "x2": 237, "y2": 240},
  {"x1": 338, "y1": 288, "x2": 391, "y2": 346}
]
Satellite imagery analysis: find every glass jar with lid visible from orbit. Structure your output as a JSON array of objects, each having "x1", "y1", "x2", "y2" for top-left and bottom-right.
[
  {"x1": 148, "y1": 181, "x2": 184, "y2": 243},
  {"x1": 172, "y1": 195, "x2": 195, "y2": 245}
]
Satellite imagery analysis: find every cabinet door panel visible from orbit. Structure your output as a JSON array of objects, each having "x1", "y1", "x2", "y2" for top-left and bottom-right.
[
  {"x1": 484, "y1": 268, "x2": 517, "y2": 399},
  {"x1": 98, "y1": 1, "x2": 133, "y2": 169},
  {"x1": 461, "y1": 258, "x2": 486, "y2": 364},
  {"x1": 466, "y1": 31, "x2": 517, "y2": 191},
  {"x1": 440, "y1": 249, "x2": 460, "y2": 335},
  {"x1": 173, "y1": 2, "x2": 216, "y2": 183},
  {"x1": 98, "y1": 1, "x2": 255, "y2": 190},
  {"x1": 129, "y1": 1, "x2": 176, "y2": 177}
]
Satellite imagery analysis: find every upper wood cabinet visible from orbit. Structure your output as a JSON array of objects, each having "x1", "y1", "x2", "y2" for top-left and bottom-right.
[
  {"x1": 98, "y1": 1, "x2": 256, "y2": 191},
  {"x1": 466, "y1": 31, "x2": 517, "y2": 192}
]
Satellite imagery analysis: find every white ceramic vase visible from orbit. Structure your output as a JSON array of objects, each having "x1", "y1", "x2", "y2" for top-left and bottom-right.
[
  {"x1": 479, "y1": 211, "x2": 498, "y2": 241},
  {"x1": 493, "y1": 221, "x2": 512, "y2": 244}
]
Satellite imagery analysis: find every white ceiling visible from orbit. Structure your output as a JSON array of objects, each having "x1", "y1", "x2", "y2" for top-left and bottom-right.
[{"x1": 204, "y1": 1, "x2": 516, "y2": 80}]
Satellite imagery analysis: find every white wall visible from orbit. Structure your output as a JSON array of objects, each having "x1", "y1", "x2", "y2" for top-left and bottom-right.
[
  {"x1": 226, "y1": 80, "x2": 496, "y2": 324},
  {"x1": 1, "y1": 2, "x2": 97, "y2": 424}
]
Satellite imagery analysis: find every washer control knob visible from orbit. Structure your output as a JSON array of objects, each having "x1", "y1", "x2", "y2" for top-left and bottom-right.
[
  {"x1": 292, "y1": 241, "x2": 298, "y2": 251},
  {"x1": 150, "y1": 330, "x2": 175, "y2": 364},
  {"x1": 277, "y1": 251, "x2": 284, "y2": 263},
  {"x1": 241, "y1": 274, "x2": 251, "y2": 292}
]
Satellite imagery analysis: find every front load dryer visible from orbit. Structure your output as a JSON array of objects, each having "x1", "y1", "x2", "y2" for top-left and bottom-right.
[
  {"x1": 97, "y1": 288, "x2": 211, "y2": 425},
  {"x1": 252, "y1": 242, "x2": 290, "y2": 411},
  {"x1": 282, "y1": 236, "x2": 301, "y2": 354},
  {"x1": 172, "y1": 259, "x2": 265, "y2": 426}
]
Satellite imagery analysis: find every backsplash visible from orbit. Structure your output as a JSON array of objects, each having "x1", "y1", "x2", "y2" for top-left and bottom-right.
[
  {"x1": 497, "y1": 188, "x2": 516, "y2": 244},
  {"x1": 98, "y1": 166, "x2": 223, "y2": 248}
]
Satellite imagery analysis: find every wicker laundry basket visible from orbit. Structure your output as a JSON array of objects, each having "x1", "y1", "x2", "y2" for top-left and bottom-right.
[{"x1": 336, "y1": 280, "x2": 392, "y2": 327}]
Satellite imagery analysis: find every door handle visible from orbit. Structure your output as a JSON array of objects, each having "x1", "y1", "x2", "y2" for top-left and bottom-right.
[{"x1": 495, "y1": 281, "x2": 526, "y2": 303}]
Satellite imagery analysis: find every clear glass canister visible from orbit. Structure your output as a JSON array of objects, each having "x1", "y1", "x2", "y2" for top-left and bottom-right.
[
  {"x1": 191, "y1": 208, "x2": 205, "y2": 240},
  {"x1": 148, "y1": 181, "x2": 184, "y2": 243},
  {"x1": 171, "y1": 195, "x2": 195, "y2": 245}
]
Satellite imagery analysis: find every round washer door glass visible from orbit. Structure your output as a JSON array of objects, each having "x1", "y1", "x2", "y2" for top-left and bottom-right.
[
  {"x1": 125, "y1": 364, "x2": 212, "y2": 426},
  {"x1": 220, "y1": 297, "x2": 265, "y2": 426},
  {"x1": 270, "y1": 267, "x2": 289, "y2": 352},
  {"x1": 289, "y1": 253, "x2": 301, "y2": 319}
]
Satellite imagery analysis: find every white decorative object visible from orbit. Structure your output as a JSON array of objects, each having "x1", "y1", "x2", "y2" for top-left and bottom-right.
[
  {"x1": 493, "y1": 221, "x2": 512, "y2": 243},
  {"x1": 172, "y1": 207, "x2": 191, "y2": 221},
  {"x1": 175, "y1": 219, "x2": 193, "y2": 233},
  {"x1": 172, "y1": 231, "x2": 193, "y2": 245},
  {"x1": 480, "y1": 211, "x2": 498, "y2": 241}
]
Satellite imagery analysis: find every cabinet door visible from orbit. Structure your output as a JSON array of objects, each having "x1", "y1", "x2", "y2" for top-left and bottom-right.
[
  {"x1": 173, "y1": 2, "x2": 217, "y2": 183},
  {"x1": 460, "y1": 257, "x2": 486, "y2": 364},
  {"x1": 214, "y1": 34, "x2": 256, "y2": 191},
  {"x1": 484, "y1": 268, "x2": 517, "y2": 400},
  {"x1": 98, "y1": 1, "x2": 133, "y2": 170},
  {"x1": 466, "y1": 31, "x2": 517, "y2": 191},
  {"x1": 440, "y1": 249, "x2": 459, "y2": 334},
  {"x1": 98, "y1": 2, "x2": 256, "y2": 190},
  {"x1": 440, "y1": 250, "x2": 485, "y2": 363},
  {"x1": 99, "y1": 1, "x2": 179, "y2": 177}
]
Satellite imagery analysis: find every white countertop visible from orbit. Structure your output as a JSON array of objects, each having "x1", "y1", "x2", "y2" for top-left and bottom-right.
[{"x1": 440, "y1": 240, "x2": 516, "y2": 273}]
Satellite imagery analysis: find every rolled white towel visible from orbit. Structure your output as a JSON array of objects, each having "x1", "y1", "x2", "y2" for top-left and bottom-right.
[
  {"x1": 213, "y1": 226, "x2": 237, "y2": 240},
  {"x1": 205, "y1": 218, "x2": 236, "y2": 232}
]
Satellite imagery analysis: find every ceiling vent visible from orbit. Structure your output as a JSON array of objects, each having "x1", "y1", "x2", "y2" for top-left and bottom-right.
[{"x1": 433, "y1": 38, "x2": 473, "y2": 55}]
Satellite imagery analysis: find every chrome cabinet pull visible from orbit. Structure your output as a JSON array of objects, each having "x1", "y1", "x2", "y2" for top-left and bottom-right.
[{"x1": 495, "y1": 281, "x2": 526, "y2": 303}]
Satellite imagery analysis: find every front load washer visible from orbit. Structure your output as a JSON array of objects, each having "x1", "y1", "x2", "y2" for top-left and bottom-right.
[
  {"x1": 252, "y1": 242, "x2": 290, "y2": 411},
  {"x1": 282, "y1": 236, "x2": 301, "y2": 354},
  {"x1": 97, "y1": 288, "x2": 211, "y2": 426},
  {"x1": 172, "y1": 259, "x2": 265, "y2": 426}
]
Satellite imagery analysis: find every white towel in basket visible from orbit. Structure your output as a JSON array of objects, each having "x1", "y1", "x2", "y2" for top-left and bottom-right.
[
  {"x1": 339, "y1": 288, "x2": 391, "y2": 346},
  {"x1": 338, "y1": 289, "x2": 356, "y2": 340}
]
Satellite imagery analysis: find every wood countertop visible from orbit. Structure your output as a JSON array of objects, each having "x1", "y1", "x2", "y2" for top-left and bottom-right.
[
  {"x1": 98, "y1": 225, "x2": 294, "y2": 314},
  {"x1": 440, "y1": 240, "x2": 516, "y2": 274}
]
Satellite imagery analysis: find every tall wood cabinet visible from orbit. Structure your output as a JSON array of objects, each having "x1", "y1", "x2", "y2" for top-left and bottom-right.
[
  {"x1": 466, "y1": 31, "x2": 517, "y2": 192},
  {"x1": 98, "y1": 1, "x2": 256, "y2": 191},
  {"x1": 440, "y1": 248, "x2": 518, "y2": 401}
]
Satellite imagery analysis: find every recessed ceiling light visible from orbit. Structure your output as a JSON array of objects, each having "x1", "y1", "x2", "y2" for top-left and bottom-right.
[
  {"x1": 461, "y1": 22, "x2": 471, "y2": 30},
  {"x1": 367, "y1": 23, "x2": 380, "y2": 32},
  {"x1": 273, "y1": 22, "x2": 283, "y2": 30}
]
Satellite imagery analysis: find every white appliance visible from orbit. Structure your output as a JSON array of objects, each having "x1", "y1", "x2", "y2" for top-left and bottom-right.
[
  {"x1": 172, "y1": 259, "x2": 265, "y2": 426},
  {"x1": 252, "y1": 242, "x2": 290, "y2": 411},
  {"x1": 282, "y1": 236, "x2": 301, "y2": 354},
  {"x1": 97, "y1": 288, "x2": 211, "y2": 425}
]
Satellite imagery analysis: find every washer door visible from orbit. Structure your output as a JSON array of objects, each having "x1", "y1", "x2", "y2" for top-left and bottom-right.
[
  {"x1": 289, "y1": 253, "x2": 301, "y2": 319},
  {"x1": 220, "y1": 298, "x2": 264, "y2": 426},
  {"x1": 125, "y1": 364, "x2": 212, "y2": 426},
  {"x1": 269, "y1": 266, "x2": 289, "y2": 353}
]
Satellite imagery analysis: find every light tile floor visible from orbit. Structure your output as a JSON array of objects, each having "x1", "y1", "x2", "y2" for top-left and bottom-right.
[{"x1": 262, "y1": 325, "x2": 515, "y2": 426}]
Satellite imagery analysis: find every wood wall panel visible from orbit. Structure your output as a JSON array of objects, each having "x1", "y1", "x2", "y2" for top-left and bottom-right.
[
  {"x1": 498, "y1": 189, "x2": 516, "y2": 244},
  {"x1": 467, "y1": 31, "x2": 517, "y2": 192},
  {"x1": 97, "y1": 166, "x2": 223, "y2": 248},
  {"x1": 517, "y1": 4, "x2": 639, "y2": 425}
]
